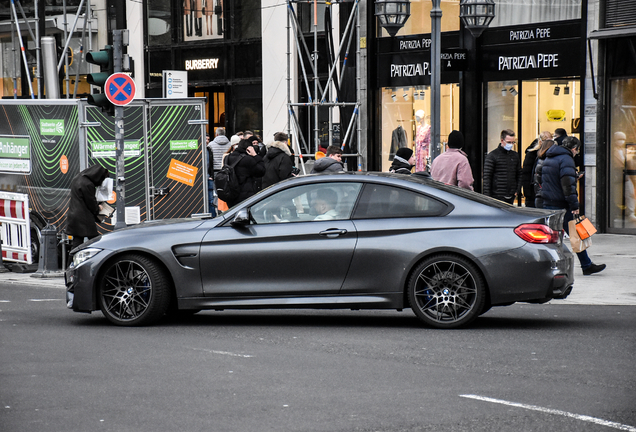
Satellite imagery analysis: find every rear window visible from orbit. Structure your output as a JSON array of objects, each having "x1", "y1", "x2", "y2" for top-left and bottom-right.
[{"x1": 353, "y1": 183, "x2": 448, "y2": 219}]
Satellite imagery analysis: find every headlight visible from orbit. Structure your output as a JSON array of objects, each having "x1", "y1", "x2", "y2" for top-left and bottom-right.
[{"x1": 72, "y1": 248, "x2": 102, "y2": 268}]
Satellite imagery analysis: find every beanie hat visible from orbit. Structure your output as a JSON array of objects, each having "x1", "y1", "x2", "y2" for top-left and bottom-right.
[
  {"x1": 396, "y1": 147, "x2": 413, "y2": 160},
  {"x1": 230, "y1": 135, "x2": 241, "y2": 145},
  {"x1": 274, "y1": 132, "x2": 288, "y2": 142},
  {"x1": 447, "y1": 130, "x2": 464, "y2": 149}
]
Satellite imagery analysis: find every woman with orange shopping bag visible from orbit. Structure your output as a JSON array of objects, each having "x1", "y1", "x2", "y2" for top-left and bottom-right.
[{"x1": 536, "y1": 136, "x2": 606, "y2": 276}]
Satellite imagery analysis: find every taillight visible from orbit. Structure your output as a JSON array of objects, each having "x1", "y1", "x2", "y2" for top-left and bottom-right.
[{"x1": 514, "y1": 224, "x2": 558, "y2": 244}]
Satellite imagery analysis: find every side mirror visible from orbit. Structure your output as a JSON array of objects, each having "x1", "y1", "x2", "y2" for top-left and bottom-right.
[{"x1": 231, "y1": 208, "x2": 251, "y2": 226}]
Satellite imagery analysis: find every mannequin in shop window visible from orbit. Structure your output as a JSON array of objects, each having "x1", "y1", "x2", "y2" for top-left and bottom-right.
[
  {"x1": 611, "y1": 131, "x2": 636, "y2": 227},
  {"x1": 414, "y1": 110, "x2": 431, "y2": 172}
]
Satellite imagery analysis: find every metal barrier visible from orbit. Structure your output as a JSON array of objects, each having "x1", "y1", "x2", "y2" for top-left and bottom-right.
[{"x1": 0, "y1": 192, "x2": 32, "y2": 265}]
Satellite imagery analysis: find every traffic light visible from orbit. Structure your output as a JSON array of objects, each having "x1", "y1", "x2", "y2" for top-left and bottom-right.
[{"x1": 86, "y1": 45, "x2": 114, "y2": 116}]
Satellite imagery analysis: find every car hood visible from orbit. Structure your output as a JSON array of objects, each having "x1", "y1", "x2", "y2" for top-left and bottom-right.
[{"x1": 77, "y1": 217, "x2": 214, "y2": 251}]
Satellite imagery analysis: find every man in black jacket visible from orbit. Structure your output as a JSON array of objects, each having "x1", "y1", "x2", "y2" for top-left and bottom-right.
[{"x1": 483, "y1": 129, "x2": 521, "y2": 205}]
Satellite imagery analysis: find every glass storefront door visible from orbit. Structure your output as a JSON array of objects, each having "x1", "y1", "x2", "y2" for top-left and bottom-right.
[
  {"x1": 379, "y1": 84, "x2": 460, "y2": 172},
  {"x1": 194, "y1": 89, "x2": 226, "y2": 135},
  {"x1": 485, "y1": 78, "x2": 580, "y2": 206},
  {"x1": 609, "y1": 78, "x2": 636, "y2": 231}
]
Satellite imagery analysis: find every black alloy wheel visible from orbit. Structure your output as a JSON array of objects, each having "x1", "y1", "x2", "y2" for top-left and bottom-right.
[
  {"x1": 408, "y1": 254, "x2": 486, "y2": 329},
  {"x1": 99, "y1": 254, "x2": 171, "y2": 326}
]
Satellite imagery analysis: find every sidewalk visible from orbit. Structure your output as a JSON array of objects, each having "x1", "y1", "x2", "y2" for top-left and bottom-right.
[{"x1": 1, "y1": 234, "x2": 634, "y2": 305}]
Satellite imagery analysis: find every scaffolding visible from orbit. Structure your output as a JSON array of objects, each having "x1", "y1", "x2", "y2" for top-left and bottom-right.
[
  {"x1": 286, "y1": 0, "x2": 363, "y2": 172},
  {"x1": 5, "y1": 0, "x2": 93, "y2": 99}
]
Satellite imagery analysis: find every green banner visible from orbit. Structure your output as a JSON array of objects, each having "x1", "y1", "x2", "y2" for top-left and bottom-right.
[
  {"x1": 91, "y1": 140, "x2": 142, "y2": 158},
  {"x1": 0, "y1": 137, "x2": 30, "y2": 159},
  {"x1": 40, "y1": 119, "x2": 65, "y2": 136},
  {"x1": 170, "y1": 139, "x2": 199, "y2": 151}
]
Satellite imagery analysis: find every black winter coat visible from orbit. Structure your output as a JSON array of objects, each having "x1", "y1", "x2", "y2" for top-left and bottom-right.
[
  {"x1": 521, "y1": 145, "x2": 539, "y2": 207},
  {"x1": 536, "y1": 145, "x2": 579, "y2": 211},
  {"x1": 389, "y1": 156, "x2": 413, "y2": 174},
  {"x1": 533, "y1": 156, "x2": 547, "y2": 208},
  {"x1": 66, "y1": 165, "x2": 109, "y2": 238},
  {"x1": 483, "y1": 145, "x2": 521, "y2": 199},
  {"x1": 224, "y1": 146, "x2": 265, "y2": 207},
  {"x1": 262, "y1": 141, "x2": 294, "y2": 189}
]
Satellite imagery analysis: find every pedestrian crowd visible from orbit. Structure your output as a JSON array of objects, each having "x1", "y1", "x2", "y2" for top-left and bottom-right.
[{"x1": 201, "y1": 122, "x2": 603, "y2": 276}]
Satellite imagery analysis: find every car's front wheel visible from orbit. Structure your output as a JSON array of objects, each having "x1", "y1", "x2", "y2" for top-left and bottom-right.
[
  {"x1": 408, "y1": 254, "x2": 485, "y2": 329},
  {"x1": 98, "y1": 254, "x2": 171, "y2": 326}
]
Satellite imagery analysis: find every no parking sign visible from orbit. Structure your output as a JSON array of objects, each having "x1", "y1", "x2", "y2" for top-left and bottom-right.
[{"x1": 105, "y1": 73, "x2": 136, "y2": 106}]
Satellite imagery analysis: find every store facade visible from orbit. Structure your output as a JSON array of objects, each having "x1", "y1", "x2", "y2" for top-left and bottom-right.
[
  {"x1": 589, "y1": 0, "x2": 636, "y2": 234},
  {"x1": 145, "y1": 0, "x2": 263, "y2": 136},
  {"x1": 372, "y1": 0, "x2": 586, "y2": 205}
]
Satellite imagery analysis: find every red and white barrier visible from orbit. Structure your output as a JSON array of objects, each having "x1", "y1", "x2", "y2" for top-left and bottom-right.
[{"x1": 0, "y1": 192, "x2": 32, "y2": 264}]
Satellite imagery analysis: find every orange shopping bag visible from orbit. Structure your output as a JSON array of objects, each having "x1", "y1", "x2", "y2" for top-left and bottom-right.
[
  {"x1": 217, "y1": 199, "x2": 229, "y2": 212},
  {"x1": 575, "y1": 216, "x2": 597, "y2": 240}
]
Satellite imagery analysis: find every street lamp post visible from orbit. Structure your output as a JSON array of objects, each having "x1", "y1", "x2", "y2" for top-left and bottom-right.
[
  {"x1": 459, "y1": 0, "x2": 496, "y2": 38},
  {"x1": 430, "y1": 0, "x2": 442, "y2": 162},
  {"x1": 374, "y1": 0, "x2": 411, "y2": 37}
]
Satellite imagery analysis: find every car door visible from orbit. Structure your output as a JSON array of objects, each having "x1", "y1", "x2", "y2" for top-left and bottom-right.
[
  {"x1": 342, "y1": 182, "x2": 451, "y2": 294},
  {"x1": 199, "y1": 182, "x2": 363, "y2": 296}
]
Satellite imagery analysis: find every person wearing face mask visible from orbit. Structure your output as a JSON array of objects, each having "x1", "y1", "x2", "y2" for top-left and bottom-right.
[{"x1": 483, "y1": 129, "x2": 522, "y2": 205}]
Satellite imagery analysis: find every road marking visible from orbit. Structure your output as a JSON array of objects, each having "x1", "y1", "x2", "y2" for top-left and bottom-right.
[
  {"x1": 190, "y1": 347, "x2": 253, "y2": 358},
  {"x1": 0, "y1": 300, "x2": 10, "y2": 303},
  {"x1": 460, "y1": 394, "x2": 636, "y2": 431},
  {"x1": 28, "y1": 299, "x2": 62, "y2": 302}
]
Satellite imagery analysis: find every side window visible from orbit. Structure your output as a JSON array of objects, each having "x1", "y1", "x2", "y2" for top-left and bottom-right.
[
  {"x1": 250, "y1": 182, "x2": 362, "y2": 224},
  {"x1": 352, "y1": 184, "x2": 447, "y2": 219}
]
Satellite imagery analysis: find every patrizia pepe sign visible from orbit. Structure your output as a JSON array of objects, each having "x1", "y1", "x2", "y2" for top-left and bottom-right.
[
  {"x1": 480, "y1": 20, "x2": 582, "y2": 80},
  {"x1": 379, "y1": 50, "x2": 466, "y2": 87}
]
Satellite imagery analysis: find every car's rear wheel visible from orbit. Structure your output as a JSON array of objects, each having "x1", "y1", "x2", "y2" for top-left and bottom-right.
[
  {"x1": 98, "y1": 254, "x2": 171, "y2": 326},
  {"x1": 408, "y1": 254, "x2": 485, "y2": 329}
]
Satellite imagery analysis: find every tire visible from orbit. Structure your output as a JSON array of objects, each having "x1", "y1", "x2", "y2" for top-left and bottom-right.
[
  {"x1": 30, "y1": 228, "x2": 40, "y2": 264},
  {"x1": 98, "y1": 254, "x2": 172, "y2": 326},
  {"x1": 407, "y1": 254, "x2": 486, "y2": 329}
]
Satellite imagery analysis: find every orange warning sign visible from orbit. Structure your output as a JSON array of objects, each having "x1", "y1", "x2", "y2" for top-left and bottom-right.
[{"x1": 166, "y1": 159, "x2": 198, "y2": 186}]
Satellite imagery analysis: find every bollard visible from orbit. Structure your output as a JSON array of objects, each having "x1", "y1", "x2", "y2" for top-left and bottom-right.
[{"x1": 31, "y1": 224, "x2": 63, "y2": 278}]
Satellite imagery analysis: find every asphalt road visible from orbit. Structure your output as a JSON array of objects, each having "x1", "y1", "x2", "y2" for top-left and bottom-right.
[{"x1": 1, "y1": 282, "x2": 635, "y2": 432}]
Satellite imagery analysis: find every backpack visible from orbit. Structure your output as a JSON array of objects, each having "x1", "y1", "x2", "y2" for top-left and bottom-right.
[{"x1": 214, "y1": 153, "x2": 245, "y2": 203}]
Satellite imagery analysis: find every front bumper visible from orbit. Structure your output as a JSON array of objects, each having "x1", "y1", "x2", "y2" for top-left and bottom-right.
[{"x1": 65, "y1": 249, "x2": 113, "y2": 313}]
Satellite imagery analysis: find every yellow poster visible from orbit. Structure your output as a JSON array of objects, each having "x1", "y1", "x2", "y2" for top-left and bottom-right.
[{"x1": 166, "y1": 159, "x2": 198, "y2": 186}]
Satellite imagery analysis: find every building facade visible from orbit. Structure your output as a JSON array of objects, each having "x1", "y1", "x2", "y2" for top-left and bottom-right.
[{"x1": 1, "y1": 0, "x2": 634, "y2": 234}]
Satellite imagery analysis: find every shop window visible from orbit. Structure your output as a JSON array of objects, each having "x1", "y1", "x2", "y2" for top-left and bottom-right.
[
  {"x1": 232, "y1": 0, "x2": 262, "y2": 40},
  {"x1": 298, "y1": 2, "x2": 328, "y2": 33},
  {"x1": 485, "y1": 79, "x2": 581, "y2": 207},
  {"x1": 605, "y1": 0, "x2": 636, "y2": 28},
  {"x1": 182, "y1": 0, "x2": 225, "y2": 42},
  {"x1": 489, "y1": 0, "x2": 580, "y2": 27},
  {"x1": 609, "y1": 78, "x2": 636, "y2": 230},
  {"x1": 379, "y1": 84, "x2": 459, "y2": 172},
  {"x1": 377, "y1": 0, "x2": 459, "y2": 38},
  {"x1": 519, "y1": 79, "x2": 580, "y2": 155},
  {"x1": 485, "y1": 81, "x2": 519, "y2": 153},
  {"x1": 147, "y1": 0, "x2": 172, "y2": 46}
]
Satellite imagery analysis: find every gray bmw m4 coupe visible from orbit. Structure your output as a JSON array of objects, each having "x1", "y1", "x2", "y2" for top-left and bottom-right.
[{"x1": 65, "y1": 172, "x2": 574, "y2": 329}]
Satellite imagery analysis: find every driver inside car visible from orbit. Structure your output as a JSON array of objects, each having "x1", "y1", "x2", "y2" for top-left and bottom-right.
[{"x1": 312, "y1": 188, "x2": 339, "y2": 220}]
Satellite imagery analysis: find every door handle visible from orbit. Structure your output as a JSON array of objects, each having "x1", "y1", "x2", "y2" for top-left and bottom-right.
[{"x1": 319, "y1": 228, "x2": 348, "y2": 238}]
